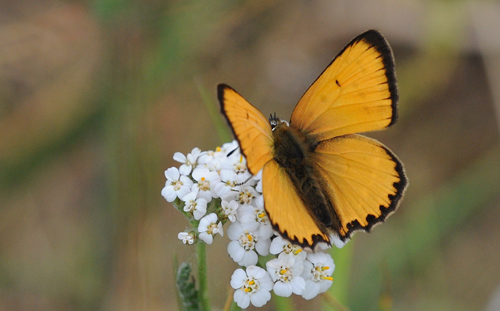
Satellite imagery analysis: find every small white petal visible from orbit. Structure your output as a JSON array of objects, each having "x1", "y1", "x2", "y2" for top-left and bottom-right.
[
  {"x1": 332, "y1": 234, "x2": 348, "y2": 248},
  {"x1": 193, "y1": 200, "x2": 207, "y2": 220},
  {"x1": 273, "y1": 281, "x2": 293, "y2": 297},
  {"x1": 269, "y1": 236, "x2": 286, "y2": 254},
  {"x1": 228, "y1": 241, "x2": 245, "y2": 262},
  {"x1": 319, "y1": 279, "x2": 333, "y2": 294},
  {"x1": 259, "y1": 223, "x2": 274, "y2": 239},
  {"x1": 191, "y1": 167, "x2": 206, "y2": 182},
  {"x1": 178, "y1": 232, "x2": 188, "y2": 240},
  {"x1": 246, "y1": 265, "x2": 267, "y2": 279},
  {"x1": 227, "y1": 222, "x2": 244, "y2": 241},
  {"x1": 181, "y1": 191, "x2": 197, "y2": 202},
  {"x1": 239, "y1": 214, "x2": 259, "y2": 232},
  {"x1": 256, "y1": 179, "x2": 262, "y2": 193},
  {"x1": 199, "y1": 232, "x2": 213, "y2": 244},
  {"x1": 258, "y1": 274, "x2": 274, "y2": 291},
  {"x1": 161, "y1": 186, "x2": 177, "y2": 202},
  {"x1": 188, "y1": 147, "x2": 201, "y2": 160},
  {"x1": 255, "y1": 237, "x2": 270, "y2": 256},
  {"x1": 196, "y1": 189, "x2": 212, "y2": 202},
  {"x1": 234, "y1": 290, "x2": 250, "y2": 309},
  {"x1": 216, "y1": 221, "x2": 224, "y2": 237},
  {"x1": 290, "y1": 276, "x2": 306, "y2": 295},
  {"x1": 239, "y1": 250, "x2": 258, "y2": 267},
  {"x1": 179, "y1": 164, "x2": 192, "y2": 175},
  {"x1": 302, "y1": 280, "x2": 321, "y2": 300},
  {"x1": 165, "y1": 167, "x2": 180, "y2": 181},
  {"x1": 173, "y1": 152, "x2": 186, "y2": 163},
  {"x1": 250, "y1": 289, "x2": 271, "y2": 307},
  {"x1": 230, "y1": 268, "x2": 247, "y2": 289}
]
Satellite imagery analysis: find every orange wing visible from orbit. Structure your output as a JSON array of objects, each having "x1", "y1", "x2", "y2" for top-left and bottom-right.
[
  {"x1": 290, "y1": 30, "x2": 398, "y2": 141},
  {"x1": 262, "y1": 160, "x2": 330, "y2": 246},
  {"x1": 310, "y1": 134, "x2": 407, "y2": 239},
  {"x1": 218, "y1": 84, "x2": 274, "y2": 175}
]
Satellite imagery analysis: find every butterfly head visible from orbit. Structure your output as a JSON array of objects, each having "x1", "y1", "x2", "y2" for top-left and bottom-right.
[{"x1": 269, "y1": 113, "x2": 289, "y2": 132}]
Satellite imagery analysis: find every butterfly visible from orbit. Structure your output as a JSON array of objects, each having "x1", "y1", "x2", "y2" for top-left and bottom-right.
[{"x1": 217, "y1": 29, "x2": 408, "y2": 248}]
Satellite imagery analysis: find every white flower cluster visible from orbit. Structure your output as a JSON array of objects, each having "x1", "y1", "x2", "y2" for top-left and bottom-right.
[{"x1": 162, "y1": 141, "x2": 343, "y2": 308}]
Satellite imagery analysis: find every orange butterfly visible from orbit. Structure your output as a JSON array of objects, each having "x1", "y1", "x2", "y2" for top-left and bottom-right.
[{"x1": 218, "y1": 30, "x2": 408, "y2": 248}]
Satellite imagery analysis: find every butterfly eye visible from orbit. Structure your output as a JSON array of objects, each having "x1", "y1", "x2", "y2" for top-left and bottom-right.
[
  {"x1": 269, "y1": 113, "x2": 289, "y2": 131},
  {"x1": 269, "y1": 113, "x2": 279, "y2": 130}
]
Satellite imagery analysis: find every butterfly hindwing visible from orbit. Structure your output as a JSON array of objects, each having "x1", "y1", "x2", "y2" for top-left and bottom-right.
[
  {"x1": 218, "y1": 84, "x2": 274, "y2": 175},
  {"x1": 310, "y1": 134, "x2": 407, "y2": 239},
  {"x1": 290, "y1": 29, "x2": 398, "y2": 141},
  {"x1": 262, "y1": 160, "x2": 330, "y2": 246}
]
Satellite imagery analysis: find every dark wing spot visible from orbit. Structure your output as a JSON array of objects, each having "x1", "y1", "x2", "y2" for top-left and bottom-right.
[
  {"x1": 365, "y1": 214, "x2": 376, "y2": 223},
  {"x1": 335, "y1": 79, "x2": 340, "y2": 87}
]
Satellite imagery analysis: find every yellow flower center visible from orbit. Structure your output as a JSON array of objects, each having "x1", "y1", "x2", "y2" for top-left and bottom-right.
[
  {"x1": 311, "y1": 264, "x2": 333, "y2": 282},
  {"x1": 172, "y1": 180, "x2": 183, "y2": 191},
  {"x1": 238, "y1": 232, "x2": 257, "y2": 250},
  {"x1": 241, "y1": 277, "x2": 259, "y2": 294},
  {"x1": 199, "y1": 177, "x2": 210, "y2": 191}
]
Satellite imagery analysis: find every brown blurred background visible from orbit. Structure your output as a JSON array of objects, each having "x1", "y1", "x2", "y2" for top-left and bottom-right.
[{"x1": 1, "y1": 0, "x2": 500, "y2": 310}]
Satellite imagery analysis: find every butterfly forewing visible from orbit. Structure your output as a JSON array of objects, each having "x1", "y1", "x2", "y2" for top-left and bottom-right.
[
  {"x1": 311, "y1": 134, "x2": 407, "y2": 239},
  {"x1": 218, "y1": 84, "x2": 274, "y2": 175},
  {"x1": 290, "y1": 30, "x2": 398, "y2": 141}
]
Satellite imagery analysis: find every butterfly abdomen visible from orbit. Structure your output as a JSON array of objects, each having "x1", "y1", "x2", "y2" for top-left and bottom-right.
[{"x1": 272, "y1": 123, "x2": 341, "y2": 235}]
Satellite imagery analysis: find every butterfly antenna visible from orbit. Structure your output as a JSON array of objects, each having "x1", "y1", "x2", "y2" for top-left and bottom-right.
[
  {"x1": 234, "y1": 175, "x2": 254, "y2": 186},
  {"x1": 227, "y1": 147, "x2": 239, "y2": 157}
]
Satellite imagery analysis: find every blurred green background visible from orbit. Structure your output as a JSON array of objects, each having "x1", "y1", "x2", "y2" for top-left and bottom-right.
[{"x1": 1, "y1": 0, "x2": 500, "y2": 310}]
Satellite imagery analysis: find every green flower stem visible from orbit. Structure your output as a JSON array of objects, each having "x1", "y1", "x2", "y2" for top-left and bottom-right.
[
  {"x1": 228, "y1": 300, "x2": 240, "y2": 311},
  {"x1": 273, "y1": 293, "x2": 293, "y2": 311},
  {"x1": 197, "y1": 241, "x2": 211, "y2": 311}
]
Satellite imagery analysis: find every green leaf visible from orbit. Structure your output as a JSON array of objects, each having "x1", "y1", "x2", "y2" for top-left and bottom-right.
[{"x1": 176, "y1": 262, "x2": 201, "y2": 311}]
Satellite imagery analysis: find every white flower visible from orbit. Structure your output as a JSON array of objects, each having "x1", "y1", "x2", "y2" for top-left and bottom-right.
[
  {"x1": 192, "y1": 167, "x2": 221, "y2": 202},
  {"x1": 238, "y1": 196, "x2": 273, "y2": 239},
  {"x1": 230, "y1": 266, "x2": 273, "y2": 309},
  {"x1": 315, "y1": 234, "x2": 348, "y2": 251},
  {"x1": 173, "y1": 147, "x2": 201, "y2": 175},
  {"x1": 198, "y1": 213, "x2": 223, "y2": 245},
  {"x1": 178, "y1": 231, "x2": 195, "y2": 245},
  {"x1": 232, "y1": 155, "x2": 252, "y2": 178},
  {"x1": 221, "y1": 200, "x2": 239, "y2": 222},
  {"x1": 182, "y1": 190, "x2": 207, "y2": 220},
  {"x1": 227, "y1": 222, "x2": 270, "y2": 266},
  {"x1": 237, "y1": 186, "x2": 258, "y2": 205},
  {"x1": 269, "y1": 236, "x2": 307, "y2": 261},
  {"x1": 301, "y1": 252, "x2": 335, "y2": 300},
  {"x1": 331, "y1": 234, "x2": 348, "y2": 249},
  {"x1": 221, "y1": 140, "x2": 240, "y2": 154},
  {"x1": 266, "y1": 252, "x2": 306, "y2": 297},
  {"x1": 161, "y1": 167, "x2": 193, "y2": 202},
  {"x1": 197, "y1": 146, "x2": 225, "y2": 170},
  {"x1": 214, "y1": 170, "x2": 239, "y2": 200}
]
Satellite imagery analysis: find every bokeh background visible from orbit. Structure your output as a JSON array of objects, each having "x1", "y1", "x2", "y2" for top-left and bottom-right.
[{"x1": 2, "y1": 0, "x2": 500, "y2": 310}]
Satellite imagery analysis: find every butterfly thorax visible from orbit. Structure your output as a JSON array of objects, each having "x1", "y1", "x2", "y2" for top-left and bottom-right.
[
  {"x1": 271, "y1": 122, "x2": 310, "y2": 167},
  {"x1": 271, "y1": 121, "x2": 340, "y2": 236}
]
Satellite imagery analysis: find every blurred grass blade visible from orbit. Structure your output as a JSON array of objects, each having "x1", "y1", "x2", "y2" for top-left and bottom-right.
[
  {"x1": 326, "y1": 239, "x2": 354, "y2": 310},
  {"x1": 195, "y1": 80, "x2": 232, "y2": 144},
  {"x1": 322, "y1": 292, "x2": 351, "y2": 311}
]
